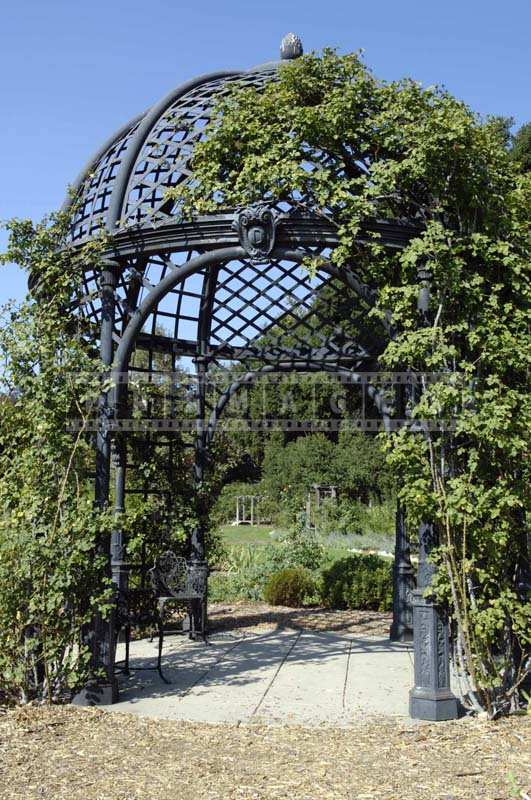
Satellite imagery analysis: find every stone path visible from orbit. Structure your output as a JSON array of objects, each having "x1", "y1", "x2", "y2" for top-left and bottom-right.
[{"x1": 109, "y1": 630, "x2": 414, "y2": 725}]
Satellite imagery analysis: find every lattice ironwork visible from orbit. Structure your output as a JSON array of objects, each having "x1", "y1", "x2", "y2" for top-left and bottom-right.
[
  {"x1": 70, "y1": 118, "x2": 144, "y2": 243},
  {"x1": 109, "y1": 249, "x2": 381, "y2": 370},
  {"x1": 122, "y1": 69, "x2": 277, "y2": 230},
  {"x1": 207, "y1": 256, "x2": 376, "y2": 366},
  {"x1": 68, "y1": 66, "x2": 277, "y2": 246}
]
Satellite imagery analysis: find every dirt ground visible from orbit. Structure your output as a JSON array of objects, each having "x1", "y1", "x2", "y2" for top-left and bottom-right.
[
  {"x1": 208, "y1": 601, "x2": 392, "y2": 636},
  {"x1": 0, "y1": 704, "x2": 529, "y2": 800}
]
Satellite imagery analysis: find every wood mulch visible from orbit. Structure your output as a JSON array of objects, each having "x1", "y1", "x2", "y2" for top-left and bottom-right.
[
  {"x1": 0, "y1": 704, "x2": 529, "y2": 800},
  {"x1": 208, "y1": 601, "x2": 392, "y2": 637}
]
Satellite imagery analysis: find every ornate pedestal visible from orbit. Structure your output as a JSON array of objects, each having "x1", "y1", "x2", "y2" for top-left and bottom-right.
[
  {"x1": 409, "y1": 522, "x2": 459, "y2": 720},
  {"x1": 409, "y1": 589, "x2": 458, "y2": 720}
]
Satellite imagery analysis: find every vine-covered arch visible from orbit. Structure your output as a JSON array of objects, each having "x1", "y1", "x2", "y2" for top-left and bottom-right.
[{"x1": 64, "y1": 35, "x2": 460, "y2": 721}]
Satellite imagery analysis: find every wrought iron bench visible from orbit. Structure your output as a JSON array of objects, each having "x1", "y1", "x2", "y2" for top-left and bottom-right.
[
  {"x1": 148, "y1": 552, "x2": 208, "y2": 641},
  {"x1": 114, "y1": 586, "x2": 170, "y2": 684}
]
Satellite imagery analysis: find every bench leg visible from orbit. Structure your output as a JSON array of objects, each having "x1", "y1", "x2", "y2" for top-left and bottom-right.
[
  {"x1": 187, "y1": 599, "x2": 207, "y2": 641},
  {"x1": 123, "y1": 625, "x2": 131, "y2": 676},
  {"x1": 200, "y1": 597, "x2": 208, "y2": 642}
]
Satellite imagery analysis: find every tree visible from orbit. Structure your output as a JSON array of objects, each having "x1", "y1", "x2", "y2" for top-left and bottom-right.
[
  {"x1": 511, "y1": 122, "x2": 531, "y2": 172},
  {"x1": 484, "y1": 116, "x2": 531, "y2": 173},
  {"x1": 171, "y1": 50, "x2": 531, "y2": 716}
]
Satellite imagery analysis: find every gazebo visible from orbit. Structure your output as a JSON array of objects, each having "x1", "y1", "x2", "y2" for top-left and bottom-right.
[{"x1": 64, "y1": 34, "x2": 458, "y2": 720}]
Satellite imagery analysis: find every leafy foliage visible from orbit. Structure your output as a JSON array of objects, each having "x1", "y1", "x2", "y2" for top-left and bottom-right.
[
  {"x1": 0, "y1": 213, "x2": 113, "y2": 703},
  {"x1": 212, "y1": 429, "x2": 392, "y2": 528},
  {"x1": 260, "y1": 431, "x2": 392, "y2": 521},
  {"x1": 511, "y1": 122, "x2": 531, "y2": 173},
  {"x1": 314, "y1": 498, "x2": 363, "y2": 536}
]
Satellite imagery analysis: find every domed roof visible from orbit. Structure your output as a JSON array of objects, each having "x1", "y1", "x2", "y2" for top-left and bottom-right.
[{"x1": 67, "y1": 36, "x2": 304, "y2": 245}]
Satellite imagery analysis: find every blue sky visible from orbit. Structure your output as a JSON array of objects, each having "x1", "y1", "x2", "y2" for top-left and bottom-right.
[{"x1": 1, "y1": 0, "x2": 529, "y2": 307}]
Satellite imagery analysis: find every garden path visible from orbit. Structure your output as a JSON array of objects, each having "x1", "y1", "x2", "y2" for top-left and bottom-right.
[{"x1": 110, "y1": 629, "x2": 414, "y2": 725}]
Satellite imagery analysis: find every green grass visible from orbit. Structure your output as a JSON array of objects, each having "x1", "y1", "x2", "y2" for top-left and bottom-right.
[
  {"x1": 219, "y1": 524, "x2": 287, "y2": 546},
  {"x1": 219, "y1": 520, "x2": 394, "y2": 555}
]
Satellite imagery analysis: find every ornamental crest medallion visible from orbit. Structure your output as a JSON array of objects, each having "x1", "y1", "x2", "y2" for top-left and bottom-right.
[{"x1": 232, "y1": 204, "x2": 280, "y2": 263}]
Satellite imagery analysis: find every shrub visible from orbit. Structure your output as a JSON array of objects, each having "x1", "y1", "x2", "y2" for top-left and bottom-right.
[
  {"x1": 356, "y1": 500, "x2": 396, "y2": 539},
  {"x1": 209, "y1": 526, "x2": 324, "y2": 604},
  {"x1": 264, "y1": 568, "x2": 316, "y2": 607},
  {"x1": 209, "y1": 570, "x2": 265, "y2": 603},
  {"x1": 319, "y1": 554, "x2": 393, "y2": 611}
]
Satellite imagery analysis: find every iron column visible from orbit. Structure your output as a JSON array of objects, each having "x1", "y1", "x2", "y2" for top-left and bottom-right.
[{"x1": 73, "y1": 258, "x2": 119, "y2": 706}]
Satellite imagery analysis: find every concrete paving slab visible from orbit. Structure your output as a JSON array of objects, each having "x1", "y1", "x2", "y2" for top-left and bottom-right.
[
  {"x1": 175, "y1": 631, "x2": 300, "y2": 723},
  {"x1": 344, "y1": 636, "x2": 413, "y2": 718},
  {"x1": 107, "y1": 630, "x2": 415, "y2": 726},
  {"x1": 112, "y1": 631, "x2": 300, "y2": 723},
  {"x1": 255, "y1": 631, "x2": 350, "y2": 725}
]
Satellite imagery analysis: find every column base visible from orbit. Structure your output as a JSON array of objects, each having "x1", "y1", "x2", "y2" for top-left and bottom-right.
[
  {"x1": 389, "y1": 621, "x2": 413, "y2": 643},
  {"x1": 409, "y1": 688, "x2": 459, "y2": 721},
  {"x1": 72, "y1": 679, "x2": 118, "y2": 707}
]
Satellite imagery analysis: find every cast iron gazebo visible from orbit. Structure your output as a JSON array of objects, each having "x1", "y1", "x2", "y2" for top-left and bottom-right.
[{"x1": 65, "y1": 34, "x2": 459, "y2": 720}]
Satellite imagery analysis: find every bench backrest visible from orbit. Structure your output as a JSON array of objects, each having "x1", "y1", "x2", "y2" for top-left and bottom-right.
[{"x1": 149, "y1": 551, "x2": 206, "y2": 599}]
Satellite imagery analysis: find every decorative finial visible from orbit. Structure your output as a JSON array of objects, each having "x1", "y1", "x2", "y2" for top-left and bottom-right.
[{"x1": 280, "y1": 33, "x2": 303, "y2": 60}]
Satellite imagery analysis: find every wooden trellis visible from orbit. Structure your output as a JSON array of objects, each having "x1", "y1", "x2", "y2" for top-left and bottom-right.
[
  {"x1": 235, "y1": 495, "x2": 262, "y2": 526},
  {"x1": 305, "y1": 484, "x2": 338, "y2": 529}
]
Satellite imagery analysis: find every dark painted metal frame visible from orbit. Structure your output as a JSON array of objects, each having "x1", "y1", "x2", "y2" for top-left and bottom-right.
[{"x1": 66, "y1": 55, "x2": 457, "y2": 719}]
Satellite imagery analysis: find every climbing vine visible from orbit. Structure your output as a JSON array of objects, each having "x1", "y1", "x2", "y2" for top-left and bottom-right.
[
  {"x1": 0, "y1": 211, "x2": 116, "y2": 703},
  {"x1": 0, "y1": 212, "x2": 235, "y2": 702}
]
